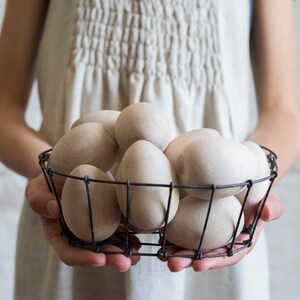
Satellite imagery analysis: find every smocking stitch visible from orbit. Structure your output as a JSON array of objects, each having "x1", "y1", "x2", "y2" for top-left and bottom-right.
[{"x1": 69, "y1": 0, "x2": 223, "y2": 88}]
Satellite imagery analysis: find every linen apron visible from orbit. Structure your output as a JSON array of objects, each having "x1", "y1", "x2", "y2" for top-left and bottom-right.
[{"x1": 14, "y1": 1, "x2": 270, "y2": 299}]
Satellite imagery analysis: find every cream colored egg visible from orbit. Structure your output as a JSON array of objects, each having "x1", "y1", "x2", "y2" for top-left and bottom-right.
[
  {"x1": 61, "y1": 164, "x2": 121, "y2": 242},
  {"x1": 164, "y1": 128, "x2": 221, "y2": 199},
  {"x1": 166, "y1": 195, "x2": 244, "y2": 251},
  {"x1": 70, "y1": 109, "x2": 123, "y2": 176},
  {"x1": 48, "y1": 122, "x2": 118, "y2": 189},
  {"x1": 176, "y1": 138, "x2": 257, "y2": 200},
  {"x1": 164, "y1": 128, "x2": 221, "y2": 168},
  {"x1": 71, "y1": 110, "x2": 120, "y2": 133},
  {"x1": 236, "y1": 141, "x2": 271, "y2": 209},
  {"x1": 114, "y1": 102, "x2": 171, "y2": 152},
  {"x1": 116, "y1": 140, "x2": 179, "y2": 231}
]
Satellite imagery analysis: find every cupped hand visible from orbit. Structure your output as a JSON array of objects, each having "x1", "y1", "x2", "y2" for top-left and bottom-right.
[
  {"x1": 25, "y1": 173, "x2": 140, "y2": 271},
  {"x1": 161, "y1": 192, "x2": 283, "y2": 272}
]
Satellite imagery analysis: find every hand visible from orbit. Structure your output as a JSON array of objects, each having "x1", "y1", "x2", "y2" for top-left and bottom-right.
[
  {"x1": 161, "y1": 193, "x2": 283, "y2": 272},
  {"x1": 25, "y1": 173, "x2": 140, "y2": 271}
]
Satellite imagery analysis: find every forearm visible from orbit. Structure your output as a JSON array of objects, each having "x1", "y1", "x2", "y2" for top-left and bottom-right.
[
  {"x1": 249, "y1": 0, "x2": 300, "y2": 181},
  {"x1": 0, "y1": 99, "x2": 51, "y2": 179},
  {"x1": 248, "y1": 105, "x2": 300, "y2": 181},
  {"x1": 0, "y1": 0, "x2": 50, "y2": 179}
]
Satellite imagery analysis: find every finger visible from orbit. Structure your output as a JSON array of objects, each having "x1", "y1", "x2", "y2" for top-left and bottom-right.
[
  {"x1": 113, "y1": 225, "x2": 142, "y2": 250},
  {"x1": 243, "y1": 192, "x2": 283, "y2": 226},
  {"x1": 104, "y1": 226, "x2": 141, "y2": 265},
  {"x1": 43, "y1": 216, "x2": 140, "y2": 269},
  {"x1": 129, "y1": 250, "x2": 141, "y2": 266},
  {"x1": 166, "y1": 219, "x2": 266, "y2": 272},
  {"x1": 41, "y1": 216, "x2": 107, "y2": 267},
  {"x1": 159, "y1": 245, "x2": 195, "y2": 271},
  {"x1": 167, "y1": 249, "x2": 194, "y2": 272},
  {"x1": 192, "y1": 220, "x2": 265, "y2": 271},
  {"x1": 192, "y1": 249, "x2": 245, "y2": 272},
  {"x1": 26, "y1": 174, "x2": 60, "y2": 219},
  {"x1": 260, "y1": 193, "x2": 283, "y2": 222},
  {"x1": 100, "y1": 244, "x2": 133, "y2": 272},
  {"x1": 115, "y1": 236, "x2": 141, "y2": 266}
]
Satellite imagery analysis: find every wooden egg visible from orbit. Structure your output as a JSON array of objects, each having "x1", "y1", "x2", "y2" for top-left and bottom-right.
[
  {"x1": 71, "y1": 110, "x2": 120, "y2": 133},
  {"x1": 70, "y1": 109, "x2": 123, "y2": 176},
  {"x1": 116, "y1": 140, "x2": 179, "y2": 231},
  {"x1": 48, "y1": 122, "x2": 118, "y2": 189},
  {"x1": 114, "y1": 102, "x2": 171, "y2": 152},
  {"x1": 166, "y1": 195, "x2": 244, "y2": 252},
  {"x1": 236, "y1": 141, "x2": 271, "y2": 209},
  {"x1": 61, "y1": 164, "x2": 121, "y2": 242},
  {"x1": 164, "y1": 128, "x2": 221, "y2": 168},
  {"x1": 176, "y1": 138, "x2": 257, "y2": 200},
  {"x1": 164, "y1": 128, "x2": 221, "y2": 199}
]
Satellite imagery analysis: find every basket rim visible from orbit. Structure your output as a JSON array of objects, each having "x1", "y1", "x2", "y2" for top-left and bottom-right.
[{"x1": 38, "y1": 147, "x2": 278, "y2": 190}]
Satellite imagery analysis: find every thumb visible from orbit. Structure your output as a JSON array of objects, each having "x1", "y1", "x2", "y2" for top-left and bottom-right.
[
  {"x1": 260, "y1": 192, "x2": 283, "y2": 222},
  {"x1": 26, "y1": 173, "x2": 60, "y2": 219}
]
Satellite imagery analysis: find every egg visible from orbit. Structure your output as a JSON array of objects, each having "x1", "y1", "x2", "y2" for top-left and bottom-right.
[
  {"x1": 114, "y1": 102, "x2": 171, "y2": 152},
  {"x1": 176, "y1": 138, "x2": 257, "y2": 200},
  {"x1": 164, "y1": 128, "x2": 221, "y2": 199},
  {"x1": 116, "y1": 140, "x2": 179, "y2": 231},
  {"x1": 71, "y1": 110, "x2": 120, "y2": 133},
  {"x1": 61, "y1": 164, "x2": 121, "y2": 242},
  {"x1": 235, "y1": 141, "x2": 271, "y2": 209},
  {"x1": 165, "y1": 195, "x2": 244, "y2": 252},
  {"x1": 70, "y1": 109, "x2": 123, "y2": 176},
  {"x1": 164, "y1": 128, "x2": 221, "y2": 168},
  {"x1": 48, "y1": 122, "x2": 118, "y2": 189}
]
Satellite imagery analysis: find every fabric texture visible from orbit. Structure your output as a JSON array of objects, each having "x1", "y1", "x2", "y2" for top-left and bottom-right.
[{"x1": 14, "y1": 1, "x2": 269, "y2": 299}]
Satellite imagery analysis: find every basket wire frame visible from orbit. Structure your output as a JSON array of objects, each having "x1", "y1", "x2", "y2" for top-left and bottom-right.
[{"x1": 38, "y1": 146, "x2": 278, "y2": 260}]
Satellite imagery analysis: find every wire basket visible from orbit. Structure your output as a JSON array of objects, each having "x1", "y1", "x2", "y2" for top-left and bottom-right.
[{"x1": 38, "y1": 146, "x2": 278, "y2": 260}]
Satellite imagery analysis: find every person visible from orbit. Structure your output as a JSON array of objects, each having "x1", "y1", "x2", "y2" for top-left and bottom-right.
[{"x1": 0, "y1": 0, "x2": 299, "y2": 299}]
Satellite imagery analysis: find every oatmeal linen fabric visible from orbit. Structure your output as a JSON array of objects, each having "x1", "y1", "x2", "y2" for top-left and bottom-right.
[{"x1": 14, "y1": 1, "x2": 270, "y2": 299}]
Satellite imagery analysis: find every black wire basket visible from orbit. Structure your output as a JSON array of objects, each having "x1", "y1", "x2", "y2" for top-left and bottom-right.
[{"x1": 38, "y1": 146, "x2": 278, "y2": 260}]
